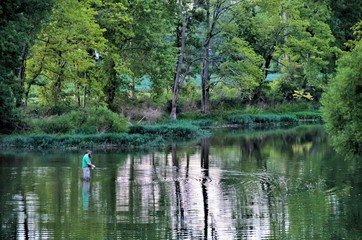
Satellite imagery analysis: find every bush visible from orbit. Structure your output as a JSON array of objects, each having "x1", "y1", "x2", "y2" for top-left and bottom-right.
[
  {"x1": 0, "y1": 82, "x2": 26, "y2": 134},
  {"x1": 30, "y1": 107, "x2": 129, "y2": 134},
  {"x1": 321, "y1": 41, "x2": 362, "y2": 154},
  {"x1": 128, "y1": 121, "x2": 208, "y2": 139},
  {"x1": 31, "y1": 115, "x2": 73, "y2": 134},
  {"x1": 226, "y1": 114, "x2": 253, "y2": 125},
  {"x1": 79, "y1": 107, "x2": 129, "y2": 134}
]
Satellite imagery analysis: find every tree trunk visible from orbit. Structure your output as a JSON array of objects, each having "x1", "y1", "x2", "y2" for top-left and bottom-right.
[
  {"x1": 200, "y1": 0, "x2": 228, "y2": 114},
  {"x1": 201, "y1": 43, "x2": 211, "y2": 114},
  {"x1": 201, "y1": 0, "x2": 211, "y2": 114},
  {"x1": 104, "y1": 58, "x2": 117, "y2": 109},
  {"x1": 16, "y1": 43, "x2": 28, "y2": 107},
  {"x1": 83, "y1": 85, "x2": 88, "y2": 108},
  {"x1": 282, "y1": 11, "x2": 289, "y2": 62},
  {"x1": 170, "y1": 9, "x2": 188, "y2": 120},
  {"x1": 53, "y1": 60, "x2": 66, "y2": 107}
]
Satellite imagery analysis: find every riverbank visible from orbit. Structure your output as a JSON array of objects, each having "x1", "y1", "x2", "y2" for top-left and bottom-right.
[
  {"x1": 0, "y1": 111, "x2": 322, "y2": 150},
  {"x1": 0, "y1": 121, "x2": 209, "y2": 150}
]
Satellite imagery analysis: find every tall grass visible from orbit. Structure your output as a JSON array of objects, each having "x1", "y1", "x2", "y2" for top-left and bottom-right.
[
  {"x1": 129, "y1": 120, "x2": 209, "y2": 139},
  {"x1": 224, "y1": 112, "x2": 319, "y2": 126},
  {"x1": 0, "y1": 133, "x2": 159, "y2": 150},
  {"x1": 0, "y1": 121, "x2": 209, "y2": 150},
  {"x1": 294, "y1": 111, "x2": 322, "y2": 121},
  {"x1": 178, "y1": 101, "x2": 321, "y2": 126}
]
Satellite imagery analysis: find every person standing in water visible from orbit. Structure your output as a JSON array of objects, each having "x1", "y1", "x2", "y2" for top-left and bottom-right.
[{"x1": 82, "y1": 150, "x2": 95, "y2": 181}]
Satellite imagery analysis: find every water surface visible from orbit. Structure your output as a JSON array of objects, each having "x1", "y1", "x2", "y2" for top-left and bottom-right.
[{"x1": 1, "y1": 125, "x2": 361, "y2": 239}]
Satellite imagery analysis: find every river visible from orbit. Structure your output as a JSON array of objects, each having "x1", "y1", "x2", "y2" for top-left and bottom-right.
[{"x1": 0, "y1": 125, "x2": 361, "y2": 239}]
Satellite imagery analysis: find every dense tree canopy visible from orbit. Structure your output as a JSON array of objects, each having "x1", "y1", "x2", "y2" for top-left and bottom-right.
[
  {"x1": 329, "y1": 0, "x2": 362, "y2": 50},
  {"x1": 0, "y1": 0, "x2": 361, "y2": 145},
  {"x1": 0, "y1": 0, "x2": 54, "y2": 132}
]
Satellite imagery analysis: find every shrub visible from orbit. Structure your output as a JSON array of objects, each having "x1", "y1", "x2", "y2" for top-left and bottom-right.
[
  {"x1": 0, "y1": 82, "x2": 26, "y2": 134},
  {"x1": 321, "y1": 41, "x2": 362, "y2": 154},
  {"x1": 30, "y1": 107, "x2": 129, "y2": 134},
  {"x1": 226, "y1": 114, "x2": 253, "y2": 125},
  {"x1": 80, "y1": 107, "x2": 129, "y2": 134},
  {"x1": 128, "y1": 121, "x2": 208, "y2": 139},
  {"x1": 32, "y1": 115, "x2": 73, "y2": 134}
]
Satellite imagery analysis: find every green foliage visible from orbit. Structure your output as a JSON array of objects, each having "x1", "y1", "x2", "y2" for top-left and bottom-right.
[
  {"x1": 32, "y1": 115, "x2": 73, "y2": 134},
  {"x1": 321, "y1": 41, "x2": 362, "y2": 154},
  {"x1": 0, "y1": 0, "x2": 54, "y2": 105},
  {"x1": 80, "y1": 107, "x2": 129, "y2": 134},
  {"x1": 294, "y1": 111, "x2": 322, "y2": 121},
  {"x1": 26, "y1": 0, "x2": 108, "y2": 108},
  {"x1": 225, "y1": 113, "x2": 298, "y2": 125},
  {"x1": 262, "y1": 80, "x2": 284, "y2": 104},
  {"x1": 329, "y1": 0, "x2": 362, "y2": 50},
  {"x1": 0, "y1": 82, "x2": 26, "y2": 133},
  {"x1": 219, "y1": 38, "x2": 265, "y2": 100},
  {"x1": 177, "y1": 112, "x2": 214, "y2": 127},
  {"x1": 345, "y1": 20, "x2": 362, "y2": 49},
  {"x1": 253, "y1": 114, "x2": 293, "y2": 124},
  {"x1": 226, "y1": 114, "x2": 254, "y2": 125},
  {"x1": 292, "y1": 90, "x2": 314, "y2": 101},
  {"x1": 0, "y1": 0, "x2": 357, "y2": 130},
  {"x1": 260, "y1": 101, "x2": 319, "y2": 114},
  {"x1": 128, "y1": 121, "x2": 208, "y2": 139},
  {"x1": 0, "y1": 0, "x2": 54, "y2": 134},
  {"x1": 228, "y1": 0, "x2": 339, "y2": 104},
  {"x1": 0, "y1": 121, "x2": 208, "y2": 149},
  {"x1": 122, "y1": 0, "x2": 176, "y2": 99},
  {"x1": 0, "y1": 133, "x2": 151, "y2": 150},
  {"x1": 31, "y1": 107, "x2": 129, "y2": 134}
]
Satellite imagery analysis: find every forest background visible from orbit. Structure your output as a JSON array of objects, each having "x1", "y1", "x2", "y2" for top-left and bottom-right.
[{"x1": 1, "y1": 0, "x2": 362, "y2": 153}]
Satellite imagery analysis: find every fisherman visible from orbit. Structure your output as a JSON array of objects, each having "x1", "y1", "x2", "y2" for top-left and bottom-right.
[{"x1": 82, "y1": 150, "x2": 95, "y2": 181}]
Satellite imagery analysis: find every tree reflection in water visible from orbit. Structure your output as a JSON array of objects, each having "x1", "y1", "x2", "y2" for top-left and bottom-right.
[{"x1": 1, "y1": 126, "x2": 362, "y2": 239}]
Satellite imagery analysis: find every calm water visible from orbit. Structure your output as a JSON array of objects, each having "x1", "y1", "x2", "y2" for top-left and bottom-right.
[{"x1": 1, "y1": 125, "x2": 362, "y2": 240}]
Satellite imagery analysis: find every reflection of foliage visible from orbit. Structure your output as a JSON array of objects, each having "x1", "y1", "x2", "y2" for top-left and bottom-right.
[
  {"x1": 291, "y1": 141, "x2": 313, "y2": 154},
  {"x1": 290, "y1": 178, "x2": 326, "y2": 192},
  {"x1": 287, "y1": 191, "x2": 330, "y2": 239},
  {"x1": 1, "y1": 126, "x2": 362, "y2": 239}
]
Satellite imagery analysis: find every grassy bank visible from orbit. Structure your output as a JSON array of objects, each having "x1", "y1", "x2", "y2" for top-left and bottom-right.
[
  {"x1": 0, "y1": 111, "x2": 322, "y2": 150},
  {"x1": 223, "y1": 111, "x2": 322, "y2": 126},
  {"x1": 179, "y1": 110, "x2": 322, "y2": 128},
  {"x1": 0, "y1": 121, "x2": 210, "y2": 150}
]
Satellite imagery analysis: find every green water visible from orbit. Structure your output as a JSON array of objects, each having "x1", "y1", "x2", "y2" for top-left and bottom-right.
[{"x1": 0, "y1": 125, "x2": 361, "y2": 239}]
